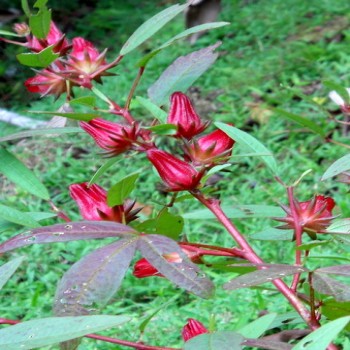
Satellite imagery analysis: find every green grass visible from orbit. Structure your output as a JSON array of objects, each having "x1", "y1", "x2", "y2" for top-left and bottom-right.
[{"x1": 1, "y1": 0, "x2": 350, "y2": 348}]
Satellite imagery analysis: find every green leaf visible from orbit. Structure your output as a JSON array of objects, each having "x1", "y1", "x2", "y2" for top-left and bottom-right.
[
  {"x1": 148, "y1": 42, "x2": 221, "y2": 106},
  {"x1": 120, "y1": 3, "x2": 188, "y2": 55},
  {"x1": 21, "y1": 0, "x2": 31, "y2": 17},
  {"x1": 137, "y1": 21, "x2": 229, "y2": 67},
  {"x1": 107, "y1": 172, "x2": 140, "y2": 206},
  {"x1": 89, "y1": 158, "x2": 121, "y2": 186},
  {"x1": 34, "y1": 0, "x2": 48, "y2": 8},
  {"x1": 183, "y1": 205, "x2": 284, "y2": 220},
  {"x1": 54, "y1": 237, "x2": 138, "y2": 316},
  {"x1": 322, "y1": 300, "x2": 350, "y2": 331},
  {"x1": 0, "y1": 315, "x2": 130, "y2": 349},
  {"x1": 326, "y1": 219, "x2": 350, "y2": 235},
  {"x1": 249, "y1": 227, "x2": 293, "y2": 241},
  {"x1": 296, "y1": 240, "x2": 332, "y2": 251},
  {"x1": 324, "y1": 80, "x2": 350, "y2": 105},
  {"x1": 155, "y1": 208, "x2": 184, "y2": 240},
  {"x1": 0, "y1": 148, "x2": 49, "y2": 200},
  {"x1": 17, "y1": 45, "x2": 59, "y2": 67},
  {"x1": 184, "y1": 331, "x2": 244, "y2": 350},
  {"x1": 215, "y1": 122, "x2": 278, "y2": 174},
  {"x1": 273, "y1": 108, "x2": 325, "y2": 137},
  {"x1": 321, "y1": 154, "x2": 350, "y2": 181},
  {"x1": 30, "y1": 111, "x2": 96, "y2": 121},
  {"x1": 0, "y1": 30, "x2": 21, "y2": 37},
  {"x1": 0, "y1": 204, "x2": 40, "y2": 228},
  {"x1": 0, "y1": 257, "x2": 24, "y2": 291},
  {"x1": 238, "y1": 313, "x2": 277, "y2": 338},
  {"x1": 0, "y1": 127, "x2": 82, "y2": 143},
  {"x1": 29, "y1": 7, "x2": 51, "y2": 39},
  {"x1": 135, "y1": 96, "x2": 167, "y2": 123},
  {"x1": 69, "y1": 96, "x2": 96, "y2": 107},
  {"x1": 292, "y1": 316, "x2": 350, "y2": 350},
  {"x1": 148, "y1": 124, "x2": 177, "y2": 135}
]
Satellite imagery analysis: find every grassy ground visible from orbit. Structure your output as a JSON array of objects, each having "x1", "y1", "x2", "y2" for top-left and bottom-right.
[{"x1": 1, "y1": 0, "x2": 350, "y2": 348}]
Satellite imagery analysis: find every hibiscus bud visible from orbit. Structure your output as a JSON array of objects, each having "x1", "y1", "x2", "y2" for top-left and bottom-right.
[
  {"x1": 188, "y1": 128, "x2": 235, "y2": 165},
  {"x1": 275, "y1": 195, "x2": 336, "y2": 234},
  {"x1": 24, "y1": 62, "x2": 69, "y2": 98},
  {"x1": 67, "y1": 37, "x2": 111, "y2": 86},
  {"x1": 329, "y1": 89, "x2": 350, "y2": 113},
  {"x1": 69, "y1": 182, "x2": 140, "y2": 223},
  {"x1": 147, "y1": 149, "x2": 202, "y2": 191},
  {"x1": 182, "y1": 318, "x2": 209, "y2": 341},
  {"x1": 167, "y1": 92, "x2": 208, "y2": 140},
  {"x1": 80, "y1": 118, "x2": 139, "y2": 156}
]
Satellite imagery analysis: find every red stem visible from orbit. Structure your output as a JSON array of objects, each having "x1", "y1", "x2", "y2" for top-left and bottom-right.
[
  {"x1": 287, "y1": 187, "x2": 303, "y2": 292},
  {"x1": 190, "y1": 192, "x2": 319, "y2": 329}
]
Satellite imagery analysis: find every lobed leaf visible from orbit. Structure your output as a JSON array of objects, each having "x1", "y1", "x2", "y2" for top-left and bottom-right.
[
  {"x1": 0, "y1": 257, "x2": 24, "y2": 291},
  {"x1": 183, "y1": 205, "x2": 284, "y2": 220},
  {"x1": 224, "y1": 264, "x2": 308, "y2": 290},
  {"x1": 120, "y1": 3, "x2": 188, "y2": 55},
  {"x1": 292, "y1": 316, "x2": 350, "y2": 350},
  {"x1": 107, "y1": 172, "x2": 140, "y2": 206},
  {"x1": 315, "y1": 265, "x2": 350, "y2": 277},
  {"x1": 138, "y1": 234, "x2": 214, "y2": 298},
  {"x1": 184, "y1": 331, "x2": 244, "y2": 350},
  {"x1": 17, "y1": 45, "x2": 58, "y2": 67},
  {"x1": 0, "y1": 148, "x2": 50, "y2": 200},
  {"x1": 312, "y1": 273, "x2": 350, "y2": 302},
  {"x1": 0, "y1": 127, "x2": 83, "y2": 143},
  {"x1": 322, "y1": 300, "x2": 350, "y2": 331},
  {"x1": 0, "y1": 221, "x2": 137, "y2": 254},
  {"x1": 69, "y1": 96, "x2": 96, "y2": 107},
  {"x1": 0, "y1": 315, "x2": 129, "y2": 349},
  {"x1": 321, "y1": 154, "x2": 350, "y2": 181},
  {"x1": 148, "y1": 42, "x2": 221, "y2": 106},
  {"x1": 215, "y1": 122, "x2": 279, "y2": 175},
  {"x1": 54, "y1": 237, "x2": 138, "y2": 316}
]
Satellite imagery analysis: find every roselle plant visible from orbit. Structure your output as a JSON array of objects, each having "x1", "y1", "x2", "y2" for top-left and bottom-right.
[{"x1": 0, "y1": 1, "x2": 350, "y2": 349}]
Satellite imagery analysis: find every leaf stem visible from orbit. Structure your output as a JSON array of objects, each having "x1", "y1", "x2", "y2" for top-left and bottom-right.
[{"x1": 125, "y1": 67, "x2": 145, "y2": 111}]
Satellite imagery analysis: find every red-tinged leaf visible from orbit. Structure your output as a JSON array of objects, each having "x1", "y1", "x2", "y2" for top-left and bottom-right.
[
  {"x1": 148, "y1": 42, "x2": 221, "y2": 106},
  {"x1": 0, "y1": 221, "x2": 137, "y2": 254},
  {"x1": 54, "y1": 237, "x2": 138, "y2": 316},
  {"x1": 315, "y1": 265, "x2": 350, "y2": 276},
  {"x1": 312, "y1": 273, "x2": 350, "y2": 302},
  {"x1": 137, "y1": 234, "x2": 214, "y2": 298},
  {"x1": 224, "y1": 264, "x2": 308, "y2": 290},
  {"x1": 184, "y1": 331, "x2": 244, "y2": 350}
]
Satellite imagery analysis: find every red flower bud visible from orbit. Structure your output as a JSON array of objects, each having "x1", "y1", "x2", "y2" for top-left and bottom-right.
[
  {"x1": 275, "y1": 195, "x2": 336, "y2": 234},
  {"x1": 24, "y1": 62, "x2": 69, "y2": 97},
  {"x1": 167, "y1": 92, "x2": 208, "y2": 140},
  {"x1": 182, "y1": 318, "x2": 209, "y2": 341},
  {"x1": 147, "y1": 149, "x2": 202, "y2": 191},
  {"x1": 80, "y1": 118, "x2": 139, "y2": 156},
  {"x1": 188, "y1": 128, "x2": 235, "y2": 165},
  {"x1": 69, "y1": 182, "x2": 140, "y2": 223}
]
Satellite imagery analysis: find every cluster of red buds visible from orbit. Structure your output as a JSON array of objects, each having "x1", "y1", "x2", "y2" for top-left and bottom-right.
[{"x1": 3, "y1": 21, "x2": 113, "y2": 97}]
